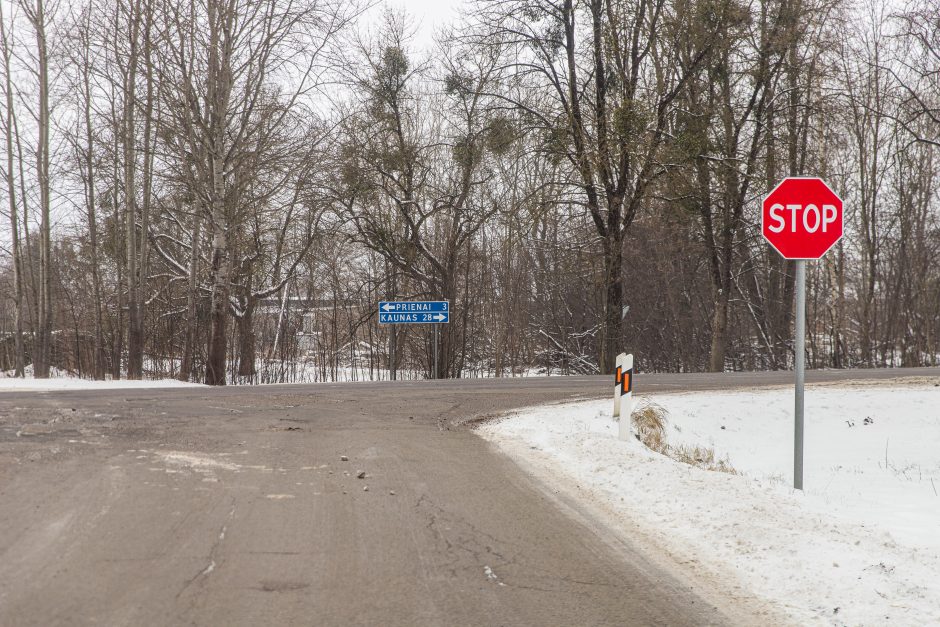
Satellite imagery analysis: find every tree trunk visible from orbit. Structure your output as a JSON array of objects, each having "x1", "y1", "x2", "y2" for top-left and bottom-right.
[
  {"x1": 205, "y1": 227, "x2": 230, "y2": 386},
  {"x1": 124, "y1": 1, "x2": 142, "y2": 379},
  {"x1": 132, "y1": 3, "x2": 155, "y2": 379},
  {"x1": 33, "y1": 0, "x2": 52, "y2": 378},
  {"x1": 388, "y1": 264, "x2": 397, "y2": 380},
  {"x1": 111, "y1": 154, "x2": 124, "y2": 380},
  {"x1": 203, "y1": 0, "x2": 234, "y2": 386},
  {"x1": 179, "y1": 205, "x2": 200, "y2": 382},
  {"x1": 10, "y1": 59, "x2": 38, "y2": 337},
  {"x1": 601, "y1": 234, "x2": 624, "y2": 374},
  {"x1": 81, "y1": 27, "x2": 105, "y2": 380},
  {"x1": 1, "y1": 4, "x2": 24, "y2": 376},
  {"x1": 435, "y1": 271, "x2": 458, "y2": 379},
  {"x1": 709, "y1": 288, "x2": 730, "y2": 372},
  {"x1": 237, "y1": 297, "x2": 256, "y2": 378}
]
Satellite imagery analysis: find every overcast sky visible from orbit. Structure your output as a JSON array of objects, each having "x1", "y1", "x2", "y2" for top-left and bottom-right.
[{"x1": 373, "y1": 0, "x2": 470, "y2": 50}]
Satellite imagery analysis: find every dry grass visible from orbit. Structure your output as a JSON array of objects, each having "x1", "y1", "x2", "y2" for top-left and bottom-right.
[
  {"x1": 670, "y1": 444, "x2": 737, "y2": 474},
  {"x1": 631, "y1": 403, "x2": 669, "y2": 454},
  {"x1": 629, "y1": 402, "x2": 737, "y2": 474}
]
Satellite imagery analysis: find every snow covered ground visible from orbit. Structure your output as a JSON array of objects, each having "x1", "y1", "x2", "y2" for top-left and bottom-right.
[
  {"x1": 479, "y1": 382, "x2": 940, "y2": 626},
  {"x1": 0, "y1": 366, "x2": 205, "y2": 391},
  {"x1": 243, "y1": 364, "x2": 560, "y2": 384},
  {"x1": 0, "y1": 362, "x2": 556, "y2": 389}
]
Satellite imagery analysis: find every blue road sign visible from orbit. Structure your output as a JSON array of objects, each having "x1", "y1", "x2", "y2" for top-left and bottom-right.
[{"x1": 378, "y1": 301, "x2": 449, "y2": 324}]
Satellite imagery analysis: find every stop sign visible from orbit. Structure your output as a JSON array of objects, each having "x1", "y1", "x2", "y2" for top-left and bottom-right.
[{"x1": 762, "y1": 177, "x2": 843, "y2": 259}]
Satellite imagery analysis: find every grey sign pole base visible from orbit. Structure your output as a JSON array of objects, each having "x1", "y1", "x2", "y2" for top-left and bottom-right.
[
  {"x1": 794, "y1": 259, "x2": 806, "y2": 490},
  {"x1": 432, "y1": 324, "x2": 439, "y2": 380}
]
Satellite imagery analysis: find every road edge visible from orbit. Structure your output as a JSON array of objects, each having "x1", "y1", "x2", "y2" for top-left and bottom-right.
[{"x1": 474, "y1": 419, "x2": 797, "y2": 627}]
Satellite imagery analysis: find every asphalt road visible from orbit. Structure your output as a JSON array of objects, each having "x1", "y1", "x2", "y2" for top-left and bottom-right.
[{"x1": 0, "y1": 367, "x2": 935, "y2": 626}]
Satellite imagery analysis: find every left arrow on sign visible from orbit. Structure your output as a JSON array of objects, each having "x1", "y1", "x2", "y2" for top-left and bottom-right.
[{"x1": 381, "y1": 303, "x2": 395, "y2": 311}]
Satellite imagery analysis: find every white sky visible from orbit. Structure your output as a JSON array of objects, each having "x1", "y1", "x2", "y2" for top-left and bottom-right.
[{"x1": 372, "y1": 0, "x2": 470, "y2": 50}]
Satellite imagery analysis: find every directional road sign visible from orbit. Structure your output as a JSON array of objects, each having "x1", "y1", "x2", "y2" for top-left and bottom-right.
[{"x1": 378, "y1": 301, "x2": 449, "y2": 324}]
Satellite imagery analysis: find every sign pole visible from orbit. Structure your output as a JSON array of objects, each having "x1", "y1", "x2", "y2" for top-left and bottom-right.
[
  {"x1": 390, "y1": 327, "x2": 396, "y2": 382},
  {"x1": 433, "y1": 324, "x2": 439, "y2": 380},
  {"x1": 794, "y1": 259, "x2": 806, "y2": 490}
]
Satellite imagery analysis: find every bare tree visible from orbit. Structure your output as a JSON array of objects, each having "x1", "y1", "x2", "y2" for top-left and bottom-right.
[
  {"x1": 60, "y1": 2, "x2": 107, "y2": 378},
  {"x1": 20, "y1": 0, "x2": 54, "y2": 378},
  {"x1": 674, "y1": 0, "x2": 789, "y2": 371},
  {"x1": 890, "y1": 0, "x2": 940, "y2": 147},
  {"x1": 475, "y1": 0, "x2": 740, "y2": 372},
  {"x1": 154, "y1": 0, "x2": 358, "y2": 384},
  {"x1": 0, "y1": 0, "x2": 24, "y2": 376},
  {"x1": 335, "y1": 15, "x2": 507, "y2": 377}
]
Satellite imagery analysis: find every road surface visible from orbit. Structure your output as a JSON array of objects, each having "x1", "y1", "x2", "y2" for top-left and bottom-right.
[{"x1": 0, "y1": 368, "x2": 935, "y2": 626}]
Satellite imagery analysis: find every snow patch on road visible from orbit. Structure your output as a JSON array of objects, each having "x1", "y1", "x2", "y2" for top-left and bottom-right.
[
  {"x1": 483, "y1": 565, "x2": 506, "y2": 586},
  {"x1": 479, "y1": 385, "x2": 940, "y2": 626},
  {"x1": 156, "y1": 451, "x2": 240, "y2": 471}
]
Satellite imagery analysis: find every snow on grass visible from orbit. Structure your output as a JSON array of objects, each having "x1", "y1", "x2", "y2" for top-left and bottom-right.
[
  {"x1": 0, "y1": 366, "x2": 205, "y2": 392},
  {"x1": 479, "y1": 383, "x2": 940, "y2": 626}
]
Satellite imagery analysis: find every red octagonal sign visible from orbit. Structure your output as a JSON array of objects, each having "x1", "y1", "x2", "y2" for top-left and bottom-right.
[{"x1": 762, "y1": 177, "x2": 843, "y2": 259}]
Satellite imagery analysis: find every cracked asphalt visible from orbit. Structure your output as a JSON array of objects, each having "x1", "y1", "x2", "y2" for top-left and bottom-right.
[{"x1": 1, "y1": 369, "x2": 935, "y2": 626}]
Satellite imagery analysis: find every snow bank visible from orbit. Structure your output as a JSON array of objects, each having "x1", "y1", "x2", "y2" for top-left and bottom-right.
[
  {"x1": 0, "y1": 366, "x2": 205, "y2": 392},
  {"x1": 479, "y1": 384, "x2": 940, "y2": 626}
]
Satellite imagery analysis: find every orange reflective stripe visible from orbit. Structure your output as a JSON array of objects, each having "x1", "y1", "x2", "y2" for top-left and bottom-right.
[
  {"x1": 621, "y1": 370, "x2": 633, "y2": 395},
  {"x1": 615, "y1": 366, "x2": 622, "y2": 384}
]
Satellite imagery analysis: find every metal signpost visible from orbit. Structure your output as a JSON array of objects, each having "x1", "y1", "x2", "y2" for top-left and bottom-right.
[
  {"x1": 378, "y1": 301, "x2": 450, "y2": 379},
  {"x1": 761, "y1": 177, "x2": 843, "y2": 490}
]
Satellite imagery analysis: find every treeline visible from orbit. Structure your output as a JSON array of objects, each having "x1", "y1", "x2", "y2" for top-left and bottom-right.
[{"x1": 0, "y1": 0, "x2": 938, "y2": 383}]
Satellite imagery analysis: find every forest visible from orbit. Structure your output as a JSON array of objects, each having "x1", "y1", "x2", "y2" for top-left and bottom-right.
[{"x1": 0, "y1": 0, "x2": 938, "y2": 384}]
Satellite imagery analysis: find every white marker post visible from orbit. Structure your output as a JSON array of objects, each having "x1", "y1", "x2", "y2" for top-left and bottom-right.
[{"x1": 613, "y1": 353, "x2": 634, "y2": 441}]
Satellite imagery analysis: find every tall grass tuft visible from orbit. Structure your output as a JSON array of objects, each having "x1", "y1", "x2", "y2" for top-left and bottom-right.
[
  {"x1": 670, "y1": 444, "x2": 737, "y2": 474},
  {"x1": 629, "y1": 402, "x2": 736, "y2": 474},
  {"x1": 631, "y1": 403, "x2": 669, "y2": 454}
]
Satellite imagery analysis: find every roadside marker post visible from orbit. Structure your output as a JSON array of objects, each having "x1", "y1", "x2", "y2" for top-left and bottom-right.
[
  {"x1": 761, "y1": 177, "x2": 843, "y2": 490},
  {"x1": 378, "y1": 301, "x2": 450, "y2": 380},
  {"x1": 613, "y1": 353, "x2": 634, "y2": 441},
  {"x1": 613, "y1": 353, "x2": 624, "y2": 418}
]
